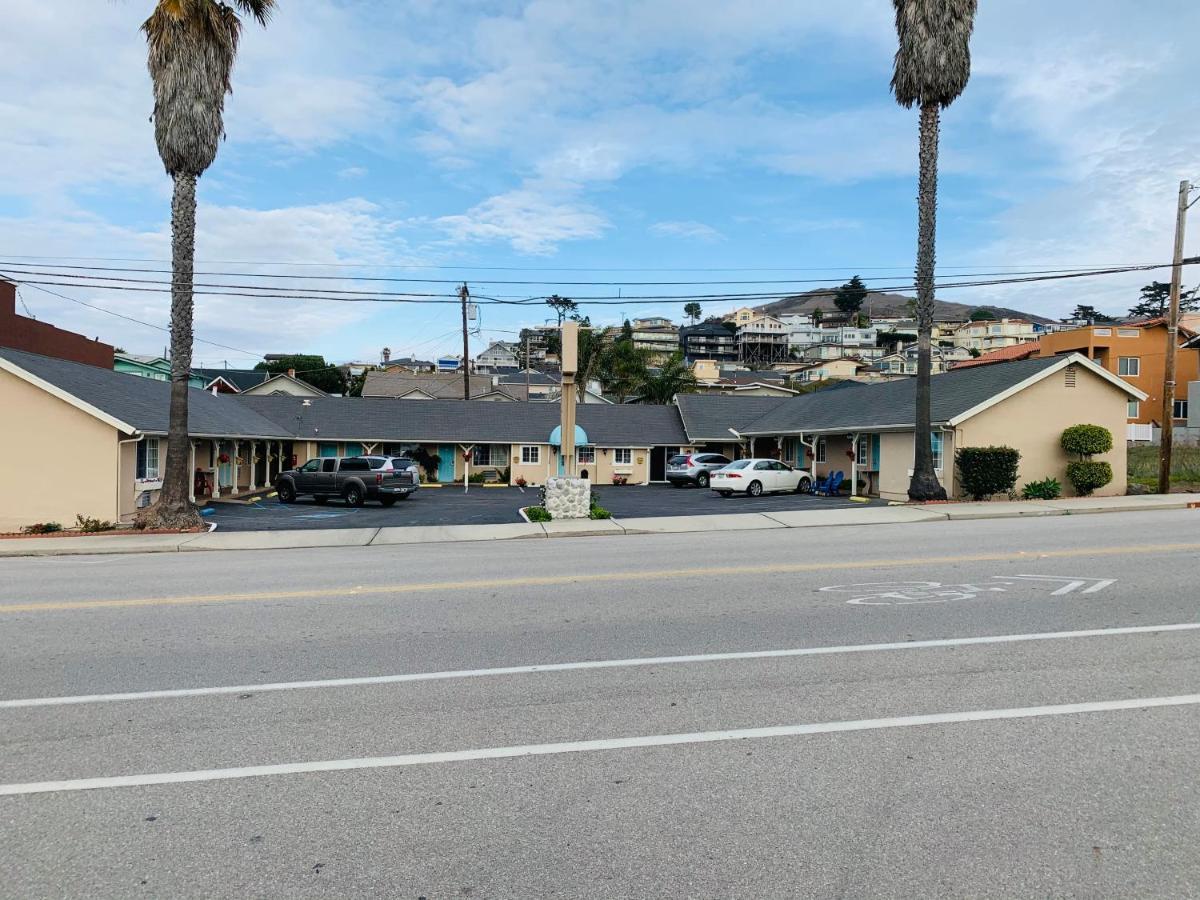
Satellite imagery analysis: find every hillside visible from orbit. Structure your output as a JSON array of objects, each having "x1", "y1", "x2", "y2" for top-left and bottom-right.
[{"x1": 755, "y1": 289, "x2": 1055, "y2": 324}]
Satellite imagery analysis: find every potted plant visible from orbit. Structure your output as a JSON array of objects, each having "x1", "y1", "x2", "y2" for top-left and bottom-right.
[
  {"x1": 612, "y1": 474, "x2": 628, "y2": 486},
  {"x1": 217, "y1": 452, "x2": 230, "y2": 464},
  {"x1": 515, "y1": 476, "x2": 528, "y2": 488}
]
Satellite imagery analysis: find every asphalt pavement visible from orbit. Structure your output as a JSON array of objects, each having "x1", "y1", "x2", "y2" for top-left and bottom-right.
[
  {"x1": 2, "y1": 509, "x2": 1200, "y2": 897},
  {"x1": 203, "y1": 482, "x2": 870, "y2": 531}
]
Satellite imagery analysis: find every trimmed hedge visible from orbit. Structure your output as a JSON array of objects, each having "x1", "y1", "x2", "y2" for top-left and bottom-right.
[
  {"x1": 1061, "y1": 424, "x2": 1113, "y2": 456},
  {"x1": 955, "y1": 446, "x2": 1021, "y2": 500},
  {"x1": 1021, "y1": 477, "x2": 1062, "y2": 500},
  {"x1": 1066, "y1": 461, "x2": 1113, "y2": 496}
]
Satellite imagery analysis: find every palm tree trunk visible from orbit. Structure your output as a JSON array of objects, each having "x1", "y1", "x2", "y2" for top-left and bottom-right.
[
  {"x1": 153, "y1": 172, "x2": 202, "y2": 526},
  {"x1": 909, "y1": 101, "x2": 948, "y2": 502}
]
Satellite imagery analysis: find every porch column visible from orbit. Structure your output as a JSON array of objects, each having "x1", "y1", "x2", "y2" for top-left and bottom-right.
[
  {"x1": 248, "y1": 441, "x2": 257, "y2": 491},
  {"x1": 232, "y1": 441, "x2": 240, "y2": 496},
  {"x1": 188, "y1": 441, "x2": 196, "y2": 502},
  {"x1": 850, "y1": 433, "x2": 860, "y2": 498},
  {"x1": 211, "y1": 440, "x2": 219, "y2": 497}
]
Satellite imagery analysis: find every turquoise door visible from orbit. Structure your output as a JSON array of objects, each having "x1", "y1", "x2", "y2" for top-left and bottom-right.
[
  {"x1": 871, "y1": 436, "x2": 880, "y2": 469},
  {"x1": 438, "y1": 445, "x2": 456, "y2": 482},
  {"x1": 343, "y1": 442, "x2": 363, "y2": 457},
  {"x1": 217, "y1": 442, "x2": 232, "y2": 488},
  {"x1": 558, "y1": 448, "x2": 565, "y2": 476}
]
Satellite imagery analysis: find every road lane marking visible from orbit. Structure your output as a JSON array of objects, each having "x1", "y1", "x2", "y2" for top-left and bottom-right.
[
  {"x1": 3, "y1": 541, "x2": 1200, "y2": 614},
  {"x1": 3, "y1": 693, "x2": 1198, "y2": 796},
  {"x1": 4, "y1": 622, "x2": 1198, "y2": 710}
]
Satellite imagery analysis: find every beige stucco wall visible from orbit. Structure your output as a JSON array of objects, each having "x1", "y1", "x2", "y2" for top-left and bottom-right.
[
  {"x1": 0, "y1": 370, "x2": 121, "y2": 531},
  {"x1": 876, "y1": 430, "x2": 956, "y2": 502},
  {"x1": 956, "y1": 364, "x2": 1128, "y2": 497}
]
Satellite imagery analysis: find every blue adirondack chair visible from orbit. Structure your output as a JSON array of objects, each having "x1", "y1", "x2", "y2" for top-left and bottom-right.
[
  {"x1": 817, "y1": 470, "x2": 845, "y2": 497},
  {"x1": 812, "y1": 472, "x2": 834, "y2": 494}
]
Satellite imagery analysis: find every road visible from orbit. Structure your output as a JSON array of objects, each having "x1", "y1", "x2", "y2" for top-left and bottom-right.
[{"x1": 2, "y1": 509, "x2": 1199, "y2": 898}]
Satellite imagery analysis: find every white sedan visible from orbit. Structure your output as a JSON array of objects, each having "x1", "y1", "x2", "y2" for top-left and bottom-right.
[{"x1": 710, "y1": 458, "x2": 811, "y2": 497}]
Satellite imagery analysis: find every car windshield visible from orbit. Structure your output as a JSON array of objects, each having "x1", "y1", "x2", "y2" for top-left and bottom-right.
[{"x1": 723, "y1": 459, "x2": 753, "y2": 470}]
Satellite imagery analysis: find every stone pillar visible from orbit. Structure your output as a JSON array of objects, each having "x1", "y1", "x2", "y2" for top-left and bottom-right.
[{"x1": 543, "y1": 476, "x2": 590, "y2": 519}]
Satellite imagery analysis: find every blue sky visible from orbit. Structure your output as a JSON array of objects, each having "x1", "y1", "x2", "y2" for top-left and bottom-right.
[{"x1": 2, "y1": 1, "x2": 1198, "y2": 367}]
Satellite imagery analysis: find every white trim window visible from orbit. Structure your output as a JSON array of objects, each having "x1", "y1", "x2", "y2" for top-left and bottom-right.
[
  {"x1": 815, "y1": 438, "x2": 827, "y2": 463},
  {"x1": 520, "y1": 445, "x2": 540, "y2": 464},
  {"x1": 930, "y1": 432, "x2": 944, "y2": 471},
  {"x1": 136, "y1": 437, "x2": 160, "y2": 479},
  {"x1": 856, "y1": 436, "x2": 869, "y2": 466},
  {"x1": 1117, "y1": 356, "x2": 1140, "y2": 377},
  {"x1": 577, "y1": 446, "x2": 595, "y2": 464},
  {"x1": 1174, "y1": 399, "x2": 1189, "y2": 420},
  {"x1": 1127, "y1": 399, "x2": 1140, "y2": 419},
  {"x1": 613, "y1": 448, "x2": 633, "y2": 465}
]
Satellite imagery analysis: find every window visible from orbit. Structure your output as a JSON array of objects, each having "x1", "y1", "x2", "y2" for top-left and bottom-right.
[
  {"x1": 340, "y1": 457, "x2": 370, "y2": 471},
  {"x1": 577, "y1": 446, "x2": 595, "y2": 464},
  {"x1": 1127, "y1": 400, "x2": 1140, "y2": 419},
  {"x1": 300, "y1": 459, "x2": 321, "y2": 473},
  {"x1": 614, "y1": 448, "x2": 633, "y2": 465},
  {"x1": 472, "y1": 445, "x2": 492, "y2": 466},
  {"x1": 1094, "y1": 328, "x2": 1112, "y2": 336},
  {"x1": 1175, "y1": 399, "x2": 1189, "y2": 420},
  {"x1": 321, "y1": 459, "x2": 337, "y2": 473},
  {"x1": 931, "y1": 432, "x2": 944, "y2": 471},
  {"x1": 1118, "y1": 357, "x2": 1140, "y2": 377},
  {"x1": 815, "y1": 438, "x2": 827, "y2": 463},
  {"x1": 136, "y1": 438, "x2": 160, "y2": 480},
  {"x1": 1118, "y1": 328, "x2": 1139, "y2": 338},
  {"x1": 520, "y1": 446, "x2": 540, "y2": 464},
  {"x1": 856, "y1": 437, "x2": 869, "y2": 466}
]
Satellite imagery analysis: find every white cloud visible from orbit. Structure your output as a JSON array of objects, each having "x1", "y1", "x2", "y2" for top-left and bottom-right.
[
  {"x1": 649, "y1": 220, "x2": 724, "y2": 242},
  {"x1": 338, "y1": 167, "x2": 369, "y2": 180},
  {"x1": 433, "y1": 185, "x2": 609, "y2": 255}
]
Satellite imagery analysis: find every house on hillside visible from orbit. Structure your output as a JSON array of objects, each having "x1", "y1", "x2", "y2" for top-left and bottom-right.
[
  {"x1": 114, "y1": 353, "x2": 207, "y2": 389},
  {"x1": 679, "y1": 322, "x2": 738, "y2": 364}
]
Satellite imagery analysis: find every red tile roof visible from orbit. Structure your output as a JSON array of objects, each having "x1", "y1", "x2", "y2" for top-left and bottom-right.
[{"x1": 950, "y1": 342, "x2": 1040, "y2": 369}]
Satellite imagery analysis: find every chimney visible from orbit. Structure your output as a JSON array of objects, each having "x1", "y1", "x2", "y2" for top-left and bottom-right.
[{"x1": 287, "y1": 368, "x2": 296, "y2": 379}]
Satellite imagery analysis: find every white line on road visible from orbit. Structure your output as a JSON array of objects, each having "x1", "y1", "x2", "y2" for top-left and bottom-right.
[
  {"x1": 3, "y1": 693, "x2": 1198, "y2": 796},
  {"x1": 3, "y1": 622, "x2": 1198, "y2": 711}
]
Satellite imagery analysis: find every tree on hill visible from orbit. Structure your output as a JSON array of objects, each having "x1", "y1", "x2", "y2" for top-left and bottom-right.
[
  {"x1": 683, "y1": 302, "x2": 703, "y2": 324},
  {"x1": 545, "y1": 294, "x2": 578, "y2": 325},
  {"x1": 620, "y1": 319, "x2": 634, "y2": 342},
  {"x1": 969, "y1": 308, "x2": 996, "y2": 321},
  {"x1": 140, "y1": 0, "x2": 275, "y2": 527},
  {"x1": 811, "y1": 307, "x2": 824, "y2": 326},
  {"x1": 1128, "y1": 281, "x2": 1199, "y2": 319},
  {"x1": 255, "y1": 355, "x2": 346, "y2": 394},
  {"x1": 834, "y1": 276, "x2": 869, "y2": 319},
  {"x1": 1071, "y1": 304, "x2": 1114, "y2": 324}
]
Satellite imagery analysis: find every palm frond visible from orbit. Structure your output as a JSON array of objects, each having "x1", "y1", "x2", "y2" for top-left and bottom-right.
[
  {"x1": 890, "y1": 0, "x2": 977, "y2": 109},
  {"x1": 232, "y1": 0, "x2": 275, "y2": 26}
]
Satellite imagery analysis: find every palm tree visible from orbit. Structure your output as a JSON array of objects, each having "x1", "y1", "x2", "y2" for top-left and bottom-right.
[
  {"x1": 142, "y1": 0, "x2": 274, "y2": 526},
  {"x1": 638, "y1": 352, "x2": 697, "y2": 405},
  {"x1": 890, "y1": 0, "x2": 976, "y2": 501}
]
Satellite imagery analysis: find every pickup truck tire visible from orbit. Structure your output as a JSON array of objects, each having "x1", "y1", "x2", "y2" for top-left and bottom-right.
[
  {"x1": 277, "y1": 481, "x2": 295, "y2": 503},
  {"x1": 344, "y1": 484, "x2": 365, "y2": 507},
  {"x1": 380, "y1": 496, "x2": 398, "y2": 508}
]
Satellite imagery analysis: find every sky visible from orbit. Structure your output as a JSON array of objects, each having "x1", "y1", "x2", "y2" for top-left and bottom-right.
[{"x1": 2, "y1": 0, "x2": 1199, "y2": 368}]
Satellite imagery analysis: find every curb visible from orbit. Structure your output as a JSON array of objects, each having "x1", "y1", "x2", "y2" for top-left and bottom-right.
[{"x1": 2, "y1": 494, "x2": 1197, "y2": 557}]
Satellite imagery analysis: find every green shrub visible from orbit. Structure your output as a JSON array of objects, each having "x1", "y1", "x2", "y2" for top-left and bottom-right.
[
  {"x1": 955, "y1": 446, "x2": 1021, "y2": 500},
  {"x1": 1021, "y1": 477, "x2": 1062, "y2": 500},
  {"x1": 1061, "y1": 424, "x2": 1113, "y2": 457},
  {"x1": 21, "y1": 522, "x2": 63, "y2": 535},
  {"x1": 525, "y1": 506, "x2": 552, "y2": 523},
  {"x1": 589, "y1": 507, "x2": 612, "y2": 520},
  {"x1": 74, "y1": 514, "x2": 115, "y2": 533},
  {"x1": 1066, "y1": 461, "x2": 1113, "y2": 496}
]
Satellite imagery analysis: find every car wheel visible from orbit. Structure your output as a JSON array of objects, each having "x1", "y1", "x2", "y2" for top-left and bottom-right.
[
  {"x1": 381, "y1": 496, "x2": 397, "y2": 508},
  {"x1": 795, "y1": 477, "x2": 811, "y2": 494},
  {"x1": 277, "y1": 482, "x2": 295, "y2": 504},
  {"x1": 696, "y1": 472, "x2": 709, "y2": 488},
  {"x1": 718, "y1": 490, "x2": 733, "y2": 498},
  {"x1": 344, "y1": 485, "x2": 365, "y2": 507},
  {"x1": 748, "y1": 480, "x2": 763, "y2": 497},
  {"x1": 313, "y1": 495, "x2": 328, "y2": 505}
]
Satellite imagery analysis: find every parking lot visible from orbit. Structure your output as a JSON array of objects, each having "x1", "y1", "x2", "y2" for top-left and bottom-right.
[{"x1": 203, "y1": 484, "x2": 876, "y2": 531}]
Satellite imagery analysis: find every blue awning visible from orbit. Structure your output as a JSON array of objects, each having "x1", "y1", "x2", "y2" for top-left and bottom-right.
[{"x1": 548, "y1": 424, "x2": 589, "y2": 446}]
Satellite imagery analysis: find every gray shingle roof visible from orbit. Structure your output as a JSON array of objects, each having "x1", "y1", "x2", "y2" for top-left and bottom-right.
[
  {"x1": 496, "y1": 370, "x2": 560, "y2": 385},
  {"x1": 1, "y1": 348, "x2": 291, "y2": 438},
  {"x1": 675, "y1": 395, "x2": 789, "y2": 442},
  {"x1": 193, "y1": 368, "x2": 270, "y2": 391},
  {"x1": 361, "y1": 371, "x2": 495, "y2": 399},
  {"x1": 740, "y1": 355, "x2": 1069, "y2": 434}
]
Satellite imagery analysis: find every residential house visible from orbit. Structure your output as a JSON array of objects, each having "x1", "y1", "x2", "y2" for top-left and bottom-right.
[
  {"x1": 193, "y1": 367, "x2": 272, "y2": 394},
  {"x1": 474, "y1": 341, "x2": 520, "y2": 373},
  {"x1": 1038, "y1": 319, "x2": 1200, "y2": 435},
  {"x1": 381, "y1": 357, "x2": 437, "y2": 374},
  {"x1": 737, "y1": 315, "x2": 789, "y2": 366},
  {"x1": 793, "y1": 358, "x2": 869, "y2": 383},
  {"x1": 870, "y1": 345, "x2": 970, "y2": 376},
  {"x1": 361, "y1": 371, "x2": 499, "y2": 400},
  {"x1": 630, "y1": 318, "x2": 680, "y2": 363},
  {"x1": 240, "y1": 371, "x2": 326, "y2": 397},
  {"x1": 952, "y1": 318, "x2": 1042, "y2": 352},
  {"x1": 679, "y1": 322, "x2": 738, "y2": 364},
  {"x1": 114, "y1": 353, "x2": 208, "y2": 389},
  {"x1": 949, "y1": 343, "x2": 1041, "y2": 370},
  {"x1": 800, "y1": 343, "x2": 885, "y2": 362},
  {"x1": 495, "y1": 369, "x2": 560, "y2": 400}
]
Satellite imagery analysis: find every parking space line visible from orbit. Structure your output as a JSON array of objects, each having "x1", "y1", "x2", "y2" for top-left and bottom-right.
[
  {"x1": 3, "y1": 693, "x2": 1198, "y2": 796},
  {"x1": 3, "y1": 622, "x2": 1197, "y2": 710}
]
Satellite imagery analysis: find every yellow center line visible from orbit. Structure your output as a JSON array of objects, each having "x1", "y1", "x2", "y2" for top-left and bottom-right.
[{"x1": 3, "y1": 542, "x2": 1197, "y2": 615}]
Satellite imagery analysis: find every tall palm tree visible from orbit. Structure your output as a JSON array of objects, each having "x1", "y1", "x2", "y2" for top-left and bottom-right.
[
  {"x1": 142, "y1": 0, "x2": 274, "y2": 526},
  {"x1": 890, "y1": 0, "x2": 976, "y2": 501}
]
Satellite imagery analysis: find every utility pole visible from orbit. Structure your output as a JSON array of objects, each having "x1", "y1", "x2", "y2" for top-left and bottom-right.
[
  {"x1": 1159, "y1": 180, "x2": 1191, "y2": 494},
  {"x1": 524, "y1": 334, "x2": 531, "y2": 402},
  {"x1": 459, "y1": 283, "x2": 471, "y2": 401}
]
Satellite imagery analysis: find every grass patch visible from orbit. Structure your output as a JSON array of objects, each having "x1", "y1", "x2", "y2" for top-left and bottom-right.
[{"x1": 1128, "y1": 446, "x2": 1200, "y2": 485}]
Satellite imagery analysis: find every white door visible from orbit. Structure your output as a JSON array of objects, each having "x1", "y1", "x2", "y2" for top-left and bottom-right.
[
  {"x1": 774, "y1": 461, "x2": 800, "y2": 491},
  {"x1": 751, "y1": 460, "x2": 777, "y2": 491}
]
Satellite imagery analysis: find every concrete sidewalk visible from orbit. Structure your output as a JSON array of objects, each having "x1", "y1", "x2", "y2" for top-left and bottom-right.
[{"x1": 1, "y1": 493, "x2": 1197, "y2": 557}]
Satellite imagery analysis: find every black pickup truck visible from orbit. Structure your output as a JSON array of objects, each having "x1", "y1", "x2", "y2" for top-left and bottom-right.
[{"x1": 275, "y1": 455, "x2": 420, "y2": 507}]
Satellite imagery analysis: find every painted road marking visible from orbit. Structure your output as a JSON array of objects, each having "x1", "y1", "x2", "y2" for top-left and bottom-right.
[
  {"x1": 3, "y1": 693, "x2": 1198, "y2": 796},
  {"x1": 819, "y1": 575, "x2": 1117, "y2": 606},
  {"x1": 3, "y1": 622, "x2": 1198, "y2": 710},
  {"x1": 2, "y1": 541, "x2": 1199, "y2": 614}
]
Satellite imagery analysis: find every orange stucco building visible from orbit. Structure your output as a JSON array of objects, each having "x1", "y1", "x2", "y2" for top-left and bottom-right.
[{"x1": 1038, "y1": 320, "x2": 1200, "y2": 426}]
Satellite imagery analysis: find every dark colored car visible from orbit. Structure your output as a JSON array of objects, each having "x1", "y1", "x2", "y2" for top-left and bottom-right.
[
  {"x1": 665, "y1": 452, "x2": 733, "y2": 488},
  {"x1": 275, "y1": 455, "x2": 419, "y2": 507}
]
